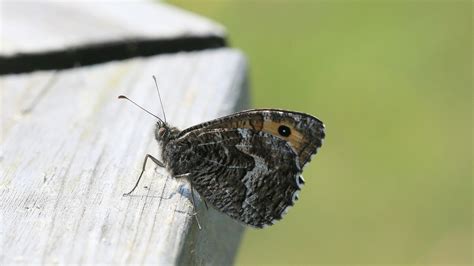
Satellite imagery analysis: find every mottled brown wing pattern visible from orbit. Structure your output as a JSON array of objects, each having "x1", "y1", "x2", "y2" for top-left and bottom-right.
[
  {"x1": 164, "y1": 128, "x2": 303, "y2": 228},
  {"x1": 121, "y1": 88, "x2": 325, "y2": 228},
  {"x1": 178, "y1": 109, "x2": 325, "y2": 167}
]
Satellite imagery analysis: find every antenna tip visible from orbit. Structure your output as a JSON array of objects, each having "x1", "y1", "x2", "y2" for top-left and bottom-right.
[{"x1": 118, "y1": 95, "x2": 126, "y2": 99}]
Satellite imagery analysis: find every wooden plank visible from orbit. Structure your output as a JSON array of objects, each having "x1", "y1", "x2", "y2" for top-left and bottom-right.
[
  {"x1": 1, "y1": 1, "x2": 226, "y2": 56},
  {"x1": 0, "y1": 48, "x2": 247, "y2": 264}
]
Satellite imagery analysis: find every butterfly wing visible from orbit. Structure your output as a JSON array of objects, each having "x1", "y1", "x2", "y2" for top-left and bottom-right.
[
  {"x1": 178, "y1": 109, "x2": 325, "y2": 168},
  {"x1": 164, "y1": 109, "x2": 325, "y2": 227},
  {"x1": 168, "y1": 128, "x2": 303, "y2": 228}
]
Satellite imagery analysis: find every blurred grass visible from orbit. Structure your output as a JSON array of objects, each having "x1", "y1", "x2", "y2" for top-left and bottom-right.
[{"x1": 169, "y1": 1, "x2": 472, "y2": 264}]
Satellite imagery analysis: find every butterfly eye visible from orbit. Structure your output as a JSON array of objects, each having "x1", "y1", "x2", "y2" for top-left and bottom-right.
[
  {"x1": 158, "y1": 128, "x2": 166, "y2": 137},
  {"x1": 278, "y1": 125, "x2": 291, "y2": 137}
]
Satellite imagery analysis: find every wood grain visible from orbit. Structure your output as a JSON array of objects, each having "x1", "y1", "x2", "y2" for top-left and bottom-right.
[{"x1": 0, "y1": 49, "x2": 248, "y2": 264}]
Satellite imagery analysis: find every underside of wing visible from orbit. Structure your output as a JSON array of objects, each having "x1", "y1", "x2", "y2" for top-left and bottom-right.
[
  {"x1": 177, "y1": 109, "x2": 325, "y2": 168},
  {"x1": 173, "y1": 128, "x2": 304, "y2": 228}
]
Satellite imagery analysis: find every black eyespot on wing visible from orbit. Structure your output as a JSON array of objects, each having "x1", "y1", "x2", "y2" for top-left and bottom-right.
[{"x1": 278, "y1": 125, "x2": 291, "y2": 137}]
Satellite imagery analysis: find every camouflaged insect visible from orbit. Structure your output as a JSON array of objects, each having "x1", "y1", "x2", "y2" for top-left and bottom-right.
[{"x1": 133, "y1": 109, "x2": 325, "y2": 228}]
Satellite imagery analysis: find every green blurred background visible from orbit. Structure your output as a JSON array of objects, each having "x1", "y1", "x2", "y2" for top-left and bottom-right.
[{"x1": 169, "y1": 1, "x2": 471, "y2": 264}]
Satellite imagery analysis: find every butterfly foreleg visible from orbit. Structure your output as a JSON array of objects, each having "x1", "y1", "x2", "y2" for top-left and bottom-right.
[{"x1": 123, "y1": 154, "x2": 165, "y2": 196}]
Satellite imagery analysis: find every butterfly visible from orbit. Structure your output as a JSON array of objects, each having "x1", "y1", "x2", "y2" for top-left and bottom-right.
[{"x1": 120, "y1": 77, "x2": 325, "y2": 228}]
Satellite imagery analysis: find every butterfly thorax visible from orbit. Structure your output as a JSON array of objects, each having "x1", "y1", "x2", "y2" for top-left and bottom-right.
[
  {"x1": 155, "y1": 122, "x2": 180, "y2": 144},
  {"x1": 155, "y1": 122, "x2": 200, "y2": 178}
]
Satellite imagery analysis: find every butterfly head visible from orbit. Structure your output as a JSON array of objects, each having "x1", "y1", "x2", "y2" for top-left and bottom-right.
[{"x1": 155, "y1": 122, "x2": 180, "y2": 146}]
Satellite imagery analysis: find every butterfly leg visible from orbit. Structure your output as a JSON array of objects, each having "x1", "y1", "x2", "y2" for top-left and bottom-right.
[
  {"x1": 189, "y1": 183, "x2": 203, "y2": 230},
  {"x1": 202, "y1": 198, "x2": 209, "y2": 210},
  {"x1": 173, "y1": 173, "x2": 190, "y2": 178},
  {"x1": 123, "y1": 154, "x2": 165, "y2": 196},
  {"x1": 173, "y1": 173, "x2": 203, "y2": 229},
  {"x1": 172, "y1": 174, "x2": 208, "y2": 209}
]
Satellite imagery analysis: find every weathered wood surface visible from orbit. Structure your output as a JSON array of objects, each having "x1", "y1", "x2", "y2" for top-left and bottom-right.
[
  {"x1": 1, "y1": 1, "x2": 225, "y2": 56},
  {"x1": 0, "y1": 1, "x2": 247, "y2": 265},
  {"x1": 0, "y1": 49, "x2": 248, "y2": 265}
]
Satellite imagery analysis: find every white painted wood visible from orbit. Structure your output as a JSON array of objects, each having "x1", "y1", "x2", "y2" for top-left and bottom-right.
[
  {"x1": 1, "y1": 0, "x2": 226, "y2": 56},
  {"x1": 0, "y1": 49, "x2": 247, "y2": 264}
]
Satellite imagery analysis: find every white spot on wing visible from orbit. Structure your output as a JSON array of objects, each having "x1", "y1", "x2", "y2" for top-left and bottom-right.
[
  {"x1": 236, "y1": 129, "x2": 269, "y2": 210},
  {"x1": 281, "y1": 205, "x2": 292, "y2": 217},
  {"x1": 292, "y1": 190, "x2": 300, "y2": 203},
  {"x1": 296, "y1": 175, "x2": 305, "y2": 189}
]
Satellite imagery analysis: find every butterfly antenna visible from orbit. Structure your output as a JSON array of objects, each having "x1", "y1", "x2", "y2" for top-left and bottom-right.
[
  {"x1": 152, "y1": 75, "x2": 167, "y2": 123},
  {"x1": 118, "y1": 95, "x2": 164, "y2": 123}
]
